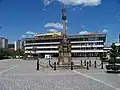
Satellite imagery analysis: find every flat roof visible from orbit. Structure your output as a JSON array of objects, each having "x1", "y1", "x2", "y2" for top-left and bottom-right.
[
  {"x1": 35, "y1": 32, "x2": 62, "y2": 37},
  {"x1": 24, "y1": 33, "x2": 106, "y2": 41}
]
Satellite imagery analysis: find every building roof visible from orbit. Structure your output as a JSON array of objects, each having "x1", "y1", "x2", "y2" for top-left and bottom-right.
[
  {"x1": 24, "y1": 32, "x2": 106, "y2": 41},
  {"x1": 35, "y1": 32, "x2": 62, "y2": 37}
]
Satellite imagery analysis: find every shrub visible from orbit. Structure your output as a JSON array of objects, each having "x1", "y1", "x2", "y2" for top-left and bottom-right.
[
  {"x1": 106, "y1": 65, "x2": 111, "y2": 70},
  {"x1": 111, "y1": 65, "x2": 120, "y2": 70},
  {"x1": 108, "y1": 59, "x2": 120, "y2": 64},
  {"x1": 106, "y1": 65, "x2": 120, "y2": 70}
]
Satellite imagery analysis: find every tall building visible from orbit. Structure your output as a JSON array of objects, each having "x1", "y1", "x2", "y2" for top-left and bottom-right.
[
  {"x1": 24, "y1": 32, "x2": 106, "y2": 57},
  {"x1": 14, "y1": 40, "x2": 24, "y2": 51},
  {"x1": 0, "y1": 37, "x2": 8, "y2": 49},
  {"x1": 8, "y1": 44, "x2": 14, "y2": 50}
]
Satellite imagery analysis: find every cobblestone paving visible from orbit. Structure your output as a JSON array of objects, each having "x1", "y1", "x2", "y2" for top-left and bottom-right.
[
  {"x1": 75, "y1": 68, "x2": 120, "y2": 89},
  {"x1": 0, "y1": 59, "x2": 118, "y2": 90},
  {"x1": 86, "y1": 73, "x2": 120, "y2": 89},
  {"x1": 0, "y1": 75, "x2": 116, "y2": 90},
  {"x1": 0, "y1": 59, "x2": 19, "y2": 73}
]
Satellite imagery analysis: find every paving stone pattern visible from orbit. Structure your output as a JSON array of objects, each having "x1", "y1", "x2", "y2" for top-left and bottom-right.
[{"x1": 0, "y1": 59, "x2": 117, "y2": 90}]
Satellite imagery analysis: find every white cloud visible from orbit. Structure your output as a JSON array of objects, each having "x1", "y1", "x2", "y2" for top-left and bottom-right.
[
  {"x1": 47, "y1": 29, "x2": 58, "y2": 33},
  {"x1": 42, "y1": 8, "x2": 47, "y2": 11},
  {"x1": 44, "y1": 0, "x2": 53, "y2": 6},
  {"x1": 44, "y1": 0, "x2": 101, "y2": 6},
  {"x1": 26, "y1": 31, "x2": 37, "y2": 35},
  {"x1": 44, "y1": 22, "x2": 63, "y2": 29},
  {"x1": 78, "y1": 31, "x2": 89, "y2": 35},
  {"x1": 79, "y1": 7, "x2": 83, "y2": 10},
  {"x1": 21, "y1": 35, "x2": 26, "y2": 38},
  {"x1": 116, "y1": 12, "x2": 120, "y2": 20},
  {"x1": 102, "y1": 29, "x2": 109, "y2": 34},
  {"x1": 81, "y1": 25, "x2": 85, "y2": 28},
  {"x1": 58, "y1": 0, "x2": 101, "y2": 6},
  {"x1": 72, "y1": 8, "x2": 76, "y2": 11},
  {"x1": 66, "y1": 20, "x2": 68, "y2": 23}
]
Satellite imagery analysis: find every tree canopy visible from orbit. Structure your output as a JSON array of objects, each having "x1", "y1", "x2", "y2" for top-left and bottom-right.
[
  {"x1": 106, "y1": 43, "x2": 120, "y2": 71},
  {"x1": 0, "y1": 48, "x2": 24, "y2": 59}
]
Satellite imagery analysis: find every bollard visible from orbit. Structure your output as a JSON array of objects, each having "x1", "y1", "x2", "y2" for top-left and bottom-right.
[
  {"x1": 57, "y1": 62, "x2": 59, "y2": 65},
  {"x1": 36, "y1": 60, "x2": 39, "y2": 70},
  {"x1": 71, "y1": 62, "x2": 73, "y2": 70},
  {"x1": 84, "y1": 60, "x2": 86, "y2": 66},
  {"x1": 54, "y1": 62, "x2": 56, "y2": 70},
  {"x1": 89, "y1": 60, "x2": 91, "y2": 67},
  {"x1": 81, "y1": 60, "x2": 83, "y2": 66},
  {"x1": 49, "y1": 58, "x2": 50, "y2": 65},
  {"x1": 101, "y1": 60, "x2": 104, "y2": 69},
  {"x1": 94, "y1": 61, "x2": 97, "y2": 68},
  {"x1": 86, "y1": 61, "x2": 89, "y2": 70}
]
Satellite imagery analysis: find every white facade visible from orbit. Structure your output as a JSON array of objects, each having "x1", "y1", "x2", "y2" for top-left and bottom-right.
[
  {"x1": 14, "y1": 40, "x2": 24, "y2": 51},
  {"x1": 0, "y1": 37, "x2": 8, "y2": 49},
  {"x1": 24, "y1": 33, "x2": 106, "y2": 57}
]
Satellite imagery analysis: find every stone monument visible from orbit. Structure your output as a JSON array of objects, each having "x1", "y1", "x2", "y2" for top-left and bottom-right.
[{"x1": 58, "y1": 8, "x2": 72, "y2": 65}]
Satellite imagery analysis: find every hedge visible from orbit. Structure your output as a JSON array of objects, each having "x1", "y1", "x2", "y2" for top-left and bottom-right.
[{"x1": 106, "y1": 65, "x2": 120, "y2": 70}]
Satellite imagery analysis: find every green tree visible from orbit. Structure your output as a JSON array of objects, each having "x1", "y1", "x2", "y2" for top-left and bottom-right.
[
  {"x1": 106, "y1": 43, "x2": 120, "y2": 72},
  {"x1": 16, "y1": 49, "x2": 25, "y2": 58},
  {"x1": 118, "y1": 45, "x2": 120, "y2": 57},
  {"x1": 0, "y1": 48, "x2": 17, "y2": 59},
  {"x1": 0, "y1": 48, "x2": 4, "y2": 59},
  {"x1": 0, "y1": 48, "x2": 10, "y2": 59}
]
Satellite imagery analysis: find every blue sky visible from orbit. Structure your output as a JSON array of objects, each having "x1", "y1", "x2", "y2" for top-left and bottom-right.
[{"x1": 0, "y1": 0, "x2": 120, "y2": 44}]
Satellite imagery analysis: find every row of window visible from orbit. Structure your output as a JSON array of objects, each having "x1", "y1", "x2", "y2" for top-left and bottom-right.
[
  {"x1": 26, "y1": 47, "x2": 103, "y2": 51},
  {"x1": 72, "y1": 42, "x2": 103, "y2": 46},
  {"x1": 25, "y1": 44, "x2": 58, "y2": 47},
  {"x1": 70, "y1": 37, "x2": 105, "y2": 41},
  {"x1": 25, "y1": 42, "x2": 104, "y2": 47},
  {"x1": 71, "y1": 52, "x2": 103, "y2": 57},
  {"x1": 26, "y1": 52, "x2": 104, "y2": 57},
  {"x1": 72, "y1": 47, "x2": 103, "y2": 50},
  {"x1": 25, "y1": 37, "x2": 105, "y2": 43}
]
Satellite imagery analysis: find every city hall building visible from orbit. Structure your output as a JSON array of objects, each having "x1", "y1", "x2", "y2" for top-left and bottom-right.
[{"x1": 24, "y1": 32, "x2": 106, "y2": 57}]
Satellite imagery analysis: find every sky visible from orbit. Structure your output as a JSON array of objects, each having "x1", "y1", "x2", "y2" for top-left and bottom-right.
[{"x1": 0, "y1": 0, "x2": 120, "y2": 44}]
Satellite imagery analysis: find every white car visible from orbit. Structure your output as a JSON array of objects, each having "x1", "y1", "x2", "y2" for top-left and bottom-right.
[{"x1": 45, "y1": 55, "x2": 51, "y2": 59}]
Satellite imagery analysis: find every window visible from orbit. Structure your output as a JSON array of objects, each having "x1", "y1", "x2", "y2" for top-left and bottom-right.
[{"x1": 88, "y1": 37, "x2": 95, "y2": 41}]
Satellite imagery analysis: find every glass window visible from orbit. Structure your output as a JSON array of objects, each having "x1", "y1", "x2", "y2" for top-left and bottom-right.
[{"x1": 88, "y1": 37, "x2": 95, "y2": 41}]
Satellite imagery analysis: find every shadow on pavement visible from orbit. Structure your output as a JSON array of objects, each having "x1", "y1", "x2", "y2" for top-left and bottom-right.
[{"x1": 106, "y1": 71, "x2": 120, "y2": 74}]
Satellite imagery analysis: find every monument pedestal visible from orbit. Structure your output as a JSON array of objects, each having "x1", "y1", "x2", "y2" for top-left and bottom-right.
[{"x1": 58, "y1": 39, "x2": 72, "y2": 66}]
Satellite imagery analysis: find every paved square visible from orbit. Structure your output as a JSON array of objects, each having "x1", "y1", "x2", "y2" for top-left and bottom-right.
[{"x1": 0, "y1": 59, "x2": 119, "y2": 90}]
